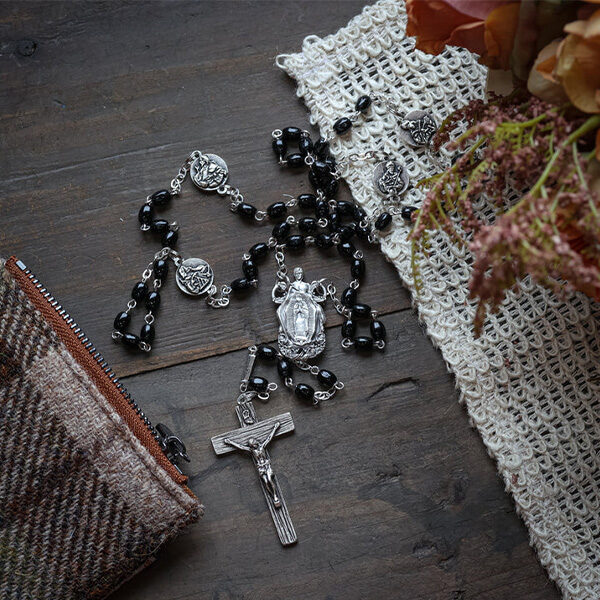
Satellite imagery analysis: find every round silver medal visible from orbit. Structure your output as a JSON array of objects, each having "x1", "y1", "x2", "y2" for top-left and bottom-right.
[
  {"x1": 175, "y1": 257, "x2": 214, "y2": 296},
  {"x1": 399, "y1": 110, "x2": 437, "y2": 148},
  {"x1": 373, "y1": 160, "x2": 410, "y2": 197},
  {"x1": 190, "y1": 153, "x2": 229, "y2": 191}
]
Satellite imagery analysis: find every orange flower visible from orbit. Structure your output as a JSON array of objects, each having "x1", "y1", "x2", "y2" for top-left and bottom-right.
[{"x1": 406, "y1": 0, "x2": 521, "y2": 70}]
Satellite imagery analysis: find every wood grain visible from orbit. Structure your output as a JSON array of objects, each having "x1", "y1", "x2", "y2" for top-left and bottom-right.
[{"x1": 0, "y1": 2, "x2": 559, "y2": 599}]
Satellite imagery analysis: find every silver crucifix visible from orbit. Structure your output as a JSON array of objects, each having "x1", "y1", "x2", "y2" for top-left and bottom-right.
[{"x1": 211, "y1": 392, "x2": 297, "y2": 546}]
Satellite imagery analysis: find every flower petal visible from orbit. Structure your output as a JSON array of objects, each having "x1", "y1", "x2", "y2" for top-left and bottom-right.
[{"x1": 482, "y1": 2, "x2": 521, "y2": 70}]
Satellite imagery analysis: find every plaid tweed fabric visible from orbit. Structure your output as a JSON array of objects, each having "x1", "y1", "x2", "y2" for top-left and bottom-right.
[{"x1": 0, "y1": 258, "x2": 200, "y2": 600}]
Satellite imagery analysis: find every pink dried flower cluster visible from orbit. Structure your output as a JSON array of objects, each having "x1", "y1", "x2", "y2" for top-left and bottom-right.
[{"x1": 410, "y1": 92, "x2": 600, "y2": 334}]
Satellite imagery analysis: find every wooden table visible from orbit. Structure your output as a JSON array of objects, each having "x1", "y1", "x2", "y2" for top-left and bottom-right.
[{"x1": 0, "y1": 2, "x2": 559, "y2": 599}]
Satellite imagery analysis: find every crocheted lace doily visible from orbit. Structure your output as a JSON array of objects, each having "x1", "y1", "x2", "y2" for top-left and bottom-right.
[{"x1": 278, "y1": 2, "x2": 600, "y2": 599}]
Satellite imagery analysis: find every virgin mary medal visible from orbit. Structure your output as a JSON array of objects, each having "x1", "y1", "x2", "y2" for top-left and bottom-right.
[{"x1": 272, "y1": 267, "x2": 326, "y2": 360}]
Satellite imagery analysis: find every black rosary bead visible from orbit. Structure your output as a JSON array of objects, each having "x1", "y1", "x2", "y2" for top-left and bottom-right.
[
  {"x1": 146, "y1": 291, "x2": 161, "y2": 311},
  {"x1": 327, "y1": 211, "x2": 340, "y2": 231},
  {"x1": 315, "y1": 199, "x2": 329, "y2": 219},
  {"x1": 374, "y1": 212, "x2": 392, "y2": 231},
  {"x1": 341, "y1": 286, "x2": 357, "y2": 307},
  {"x1": 295, "y1": 383, "x2": 316, "y2": 404},
  {"x1": 162, "y1": 229, "x2": 178, "y2": 247},
  {"x1": 286, "y1": 234, "x2": 305, "y2": 251},
  {"x1": 287, "y1": 153, "x2": 304, "y2": 168},
  {"x1": 317, "y1": 369, "x2": 337, "y2": 387},
  {"x1": 333, "y1": 117, "x2": 352, "y2": 135},
  {"x1": 150, "y1": 189, "x2": 172, "y2": 207},
  {"x1": 337, "y1": 200, "x2": 355, "y2": 216},
  {"x1": 315, "y1": 233, "x2": 334, "y2": 249},
  {"x1": 351, "y1": 258, "x2": 365, "y2": 280},
  {"x1": 355, "y1": 95, "x2": 372, "y2": 112},
  {"x1": 298, "y1": 135, "x2": 313, "y2": 156},
  {"x1": 277, "y1": 358, "x2": 293, "y2": 379},
  {"x1": 249, "y1": 242, "x2": 269, "y2": 260},
  {"x1": 272, "y1": 138, "x2": 287, "y2": 160},
  {"x1": 323, "y1": 178, "x2": 339, "y2": 198},
  {"x1": 342, "y1": 318, "x2": 356, "y2": 338},
  {"x1": 138, "y1": 204, "x2": 154, "y2": 225},
  {"x1": 298, "y1": 217, "x2": 317, "y2": 234},
  {"x1": 354, "y1": 336, "x2": 374, "y2": 351},
  {"x1": 248, "y1": 376, "x2": 269, "y2": 393},
  {"x1": 131, "y1": 281, "x2": 148, "y2": 302},
  {"x1": 153, "y1": 258, "x2": 169, "y2": 278},
  {"x1": 122, "y1": 332, "x2": 141, "y2": 348},
  {"x1": 355, "y1": 225, "x2": 371, "y2": 240},
  {"x1": 242, "y1": 259, "x2": 258, "y2": 280},
  {"x1": 313, "y1": 160, "x2": 330, "y2": 174},
  {"x1": 273, "y1": 221, "x2": 291, "y2": 242},
  {"x1": 401, "y1": 205, "x2": 418, "y2": 221},
  {"x1": 336, "y1": 225, "x2": 355, "y2": 241},
  {"x1": 257, "y1": 344, "x2": 278, "y2": 361},
  {"x1": 150, "y1": 219, "x2": 170, "y2": 234},
  {"x1": 231, "y1": 277, "x2": 252, "y2": 292},
  {"x1": 282, "y1": 126, "x2": 302, "y2": 141},
  {"x1": 325, "y1": 156, "x2": 337, "y2": 172},
  {"x1": 353, "y1": 206, "x2": 367, "y2": 222},
  {"x1": 267, "y1": 202, "x2": 287, "y2": 219},
  {"x1": 338, "y1": 241, "x2": 356, "y2": 258},
  {"x1": 238, "y1": 202, "x2": 257, "y2": 219},
  {"x1": 140, "y1": 323, "x2": 155, "y2": 343},
  {"x1": 298, "y1": 193, "x2": 317, "y2": 210},
  {"x1": 371, "y1": 320, "x2": 386, "y2": 341},
  {"x1": 352, "y1": 303, "x2": 371, "y2": 319},
  {"x1": 114, "y1": 311, "x2": 131, "y2": 331},
  {"x1": 313, "y1": 137, "x2": 330, "y2": 159}
]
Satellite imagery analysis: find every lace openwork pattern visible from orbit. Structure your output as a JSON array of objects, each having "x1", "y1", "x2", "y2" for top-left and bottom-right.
[{"x1": 278, "y1": 2, "x2": 600, "y2": 598}]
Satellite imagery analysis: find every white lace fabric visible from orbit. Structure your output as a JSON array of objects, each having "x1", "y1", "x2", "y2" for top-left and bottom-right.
[{"x1": 278, "y1": 2, "x2": 600, "y2": 598}]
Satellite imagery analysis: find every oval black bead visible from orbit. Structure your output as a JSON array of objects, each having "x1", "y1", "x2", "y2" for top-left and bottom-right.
[
  {"x1": 309, "y1": 167, "x2": 333, "y2": 188},
  {"x1": 287, "y1": 153, "x2": 304, "y2": 168},
  {"x1": 267, "y1": 202, "x2": 287, "y2": 219},
  {"x1": 249, "y1": 242, "x2": 269, "y2": 260},
  {"x1": 257, "y1": 344, "x2": 278, "y2": 361},
  {"x1": 298, "y1": 217, "x2": 317, "y2": 234},
  {"x1": 238, "y1": 203, "x2": 257, "y2": 219},
  {"x1": 162, "y1": 230, "x2": 178, "y2": 247},
  {"x1": 317, "y1": 369, "x2": 337, "y2": 387},
  {"x1": 146, "y1": 291, "x2": 161, "y2": 311},
  {"x1": 138, "y1": 204, "x2": 154, "y2": 225},
  {"x1": 355, "y1": 225, "x2": 371, "y2": 240},
  {"x1": 354, "y1": 336, "x2": 374, "y2": 351},
  {"x1": 315, "y1": 199, "x2": 329, "y2": 219},
  {"x1": 313, "y1": 137, "x2": 330, "y2": 158},
  {"x1": 273, "y1": 221, "x2": 291, "y2": 242},
  {"x1": 338, "y1": 241, "x2": 356, "y2": 258},
  {"x1": 315, "y1": 233, "x2": 334, "y2": 249},
  {"x1": 286, "y1": 235, "x2": 305, "y2": 251},
  {"x1": 131, "y1": 281, "x2": 148, "y2": 302},
  {"x1": 327, "y1": 211, "x2": 340, "y2": 231},
  {"x1": 371, "y1": 320, "x2": 386, "y2": 341},
  {"x1": 342, "y1": 319, "x2": 356, "y2": 338},
  {"x1": 298, "y1": 135, "x2": 313, "y2": 156},
  {"x1": 313, "y1": 160, "x2": 330, "y2": 174},
  {"x1": 351, "y1": 258, "x2": 365, "y2": 279},
  {"x1": 325, "y1": 156, "x2": 337, "y2": 172},
  {"x1": 337, "y1": 200, "x2": 354, "y2": 216},
  {"x1": 323, "y1": 179, "x2": 339, "y2": 198},
  {"x1": 277, "y1": 358, "x2": 293, "y2": 379},
  {"x1": 374, "y1": 212, "x2": 392, "y2": 231},
  {"x1": 333, "y1": 117, "x2": 352, "y2": 135},
  {"x1": 298, "y1": 193, "x2": 317, "y2": 210},
  {"x1": 282, "y1": 126, "x2": 302, "y2": 141},
  {"x1": 295, "y1": 383, "x2": 315, "y2": 404},
  {"x1": 122, "y1": 332, "x2": 140, "y2": 348},
  {"x1": 114, "y1": 311, "x2": 130, "y2": 331},
  {"x1": 140, "y1": 323, "x2": 155, "y2": 343},
  {"x1": 401, "y1": 205, "x2": 418, "y2": 221},
  {"x1": 336, "y1": 225, "x2": 355, "y2": 241},
  {"x1": 355, "y1": 95, "x2": 372, "y2": 112},
  {"x1": 242, "y1": 259, "x2": 258, "y2": 280},
  {"x1": 231, "y1": 277, "x2": 252, "y2": 291},
  {"x1": 353, "y1": 206, "x2": 367, "y2": 222},
  {"x1": 248, "y1": 376, "x2": 269, "y2": 393},
  {"x1": 341, "y1": 287, "x2": 357, "y2": 307},
  {"x1": 150, "y1": 189, "x2": 172, "y2": 206},
  {"x1": 352, "y1": 303, "x2": 372, "y2": 319},
  {"x1": 150, "y1": 219, "x2": 170, "y2": 234},
  {"x1": 153, "y1": 258, "x2": 168, "y2": 279},
  {"x1": 272, "y1": 138, "x2": 287, "y2": 159}
]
